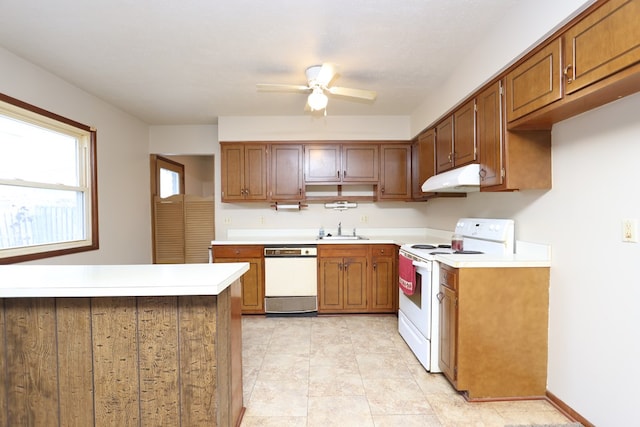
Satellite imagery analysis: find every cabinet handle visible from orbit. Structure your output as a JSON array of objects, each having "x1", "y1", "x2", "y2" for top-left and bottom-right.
[
  {"x1": 381, "y1": 187, "x2": 385, "y2": 193},
  {"x1": 564, "y1": 64, "x2": 573, "y2": 84},
  {"x1": 343, "y1": 170, "x2": 347, "y2": 177},
  {"x1": 299, "y1": 188, "x2": 302, "y2": 195},
  {"x1": 373, "y1": 262, "x2": 377, "y2": 270},
  {"x1": 339, "y1": 263, "x2": 343, "y2": 271},
  {"x1": 436, "y1": 292, "x2": 444, "y2": 303},
  {"x1": 337, "y1": 170, "x2": 340, "y2": 178},
  {"x1": 479, "y1": 168, "x2": 487, "y2": 180}
]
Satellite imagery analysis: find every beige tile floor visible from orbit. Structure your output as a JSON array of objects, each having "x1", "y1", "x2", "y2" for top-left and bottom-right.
[{"x1": 240, "y1": 314, "x2": 574, "y2": 427}]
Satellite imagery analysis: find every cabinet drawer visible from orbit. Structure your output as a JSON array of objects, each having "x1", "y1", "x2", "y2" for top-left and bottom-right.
[
  {"x1": 212, "y1": 245, "x2": 263, "y2": 259},
  {"x1": 371, "y1": 244, "x2": 396, "y2": 257},
  {"x1": 439, "y1": 265, "x2": 458, "y2": 290},
  {"x1": 318, "y1": 244, "x2": 368, "y2": 258}
]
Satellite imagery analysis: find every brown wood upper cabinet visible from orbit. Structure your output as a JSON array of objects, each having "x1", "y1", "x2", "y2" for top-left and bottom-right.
[
  {"x1": 506, "y1": 0, "x2": 640, "y2": 125},
  {"x1": 505, "y1": 39, "x2": 562, "y2": 122},
  {"x1": 436, "y1": 99, "x2": 477, "y2": 174},
  {"x1": 304, "y1": 143, "x2": 379, "y2": 183},
  {"x1": 478, "y1": 80, "x2": 552, "y2": 191},
  {"x1": 412, "y1": 128, "x2": 436, "y2": 199},
  {"x1": 270, "y1": 144, "x2": 304, "y2": 201},
  {"x1": 221, "y1": 142, "x2": 268, "y2": 201},
  {"x1": 477, "y1": 81, "x2": 503, "y2": 189},
  {"x1": 379, "y1": 143, "x2": 411, "y2": 200},
  {"x1": 563, "y1": 0, "x2": 640, "y2": 94}
]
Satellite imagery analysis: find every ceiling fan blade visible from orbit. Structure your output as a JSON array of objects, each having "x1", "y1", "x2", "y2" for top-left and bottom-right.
[
  {"x1": 316, "y1": 63, "x2": 337, "y2": 86},
  {"x1": 256, "y1": 83, "x2": 311, "y2": 93},
  {"x1": 327, "y1": 86, "x2": 377, "y2": 100}
]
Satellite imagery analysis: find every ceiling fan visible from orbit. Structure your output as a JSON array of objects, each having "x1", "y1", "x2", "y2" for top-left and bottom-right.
[{"x1": 256, "y1": 63, "x2": 377, "y2": 112}]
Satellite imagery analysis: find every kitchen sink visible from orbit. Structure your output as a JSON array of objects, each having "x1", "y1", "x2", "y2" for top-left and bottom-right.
[{"x1": 318, "y1": 235, "x2": 369, "y2": 240}]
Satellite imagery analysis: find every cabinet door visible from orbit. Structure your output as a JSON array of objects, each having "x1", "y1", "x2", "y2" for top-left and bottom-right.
[
  {"x1": 477, "y1": 81, "x2": 504, "y2": 189},
  {"x1": 370, "y1": 245, "x2": 396, "y2": 312},
  {"x1": 342, "y1": 144, "x2": 379, "y2": 182},
  {"x1": 379, "y1": 144, "x2": 411, "y2": 200},
  {"x1": 304, "y1": 145, "x2": 341, "y2": 182},
  {"x1": 436, "y1": 116, "x2": 454, "y2": 173},
  {"x1": 244, "y1": 144, "x2": 268, "y2": 200},
  {"x1": 221, "y1": 144, "x2": 245, "y2": 201},
  {"x1": 563, "y1": 0, "x2": 640, "y2": 94},
  {"x1": 505, "y1": 39, "x2": 562, "y2": 122},
  {"x1": 413, "y1": 129, "x2": 436, "y2": 198},
  {"x1": 439, "y1": 284, "x2": 457, "y2": 384},
  {"x1": 343, "y1": 256, "x2": 368, "y2": 311},
  {"x1": 221, "y1": 143, "x2": 267, "y2": 201},
  {"x1": 270, "y1": 144, "x2": 303, "y2": 200},
  {"x1": 453, "y1": 99, "x2": 477, "y2": 167},
  {"x1": 215, "y1": 257, "x2": 264, "y2": 314},
  {"x1": 318, "y1": 257, "x2": 343, "y2": 312}
]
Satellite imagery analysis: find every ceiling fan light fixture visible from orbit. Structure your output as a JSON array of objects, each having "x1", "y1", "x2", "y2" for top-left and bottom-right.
[{"x1": 307, "y1": 87, "x2": 328, "y2": 111}]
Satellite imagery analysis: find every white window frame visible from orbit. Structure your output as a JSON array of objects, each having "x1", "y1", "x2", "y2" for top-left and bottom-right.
[{"x1": 0, "y1": 93, "x2": 98, "y2": 263}]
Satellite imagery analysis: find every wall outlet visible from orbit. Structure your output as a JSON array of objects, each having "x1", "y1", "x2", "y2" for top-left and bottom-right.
[
  {"x1": 622, "y1": 219, "x2": 638, "y2": 242},
  {"x1": 223, "y1": 217, "x2": 232, "y2": 225},
  {"x1": 259, "y1": 216, "x2": 265, "y2": 225},
  {"x1": 360, "y1": 215, "x2": 369, "y2": 223}
]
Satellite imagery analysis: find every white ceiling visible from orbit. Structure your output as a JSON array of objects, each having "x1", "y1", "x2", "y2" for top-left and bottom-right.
[{"x1": 0, "y1": 0, "x2": 520, "y2": 125}]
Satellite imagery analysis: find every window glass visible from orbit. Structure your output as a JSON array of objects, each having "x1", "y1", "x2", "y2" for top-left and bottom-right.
[
  {"x1": 0, "y1": 93, "x2": 98, "y2": 263},
  {"x1": 160, "y1": 167, "x2": 181, "y2": 198}
]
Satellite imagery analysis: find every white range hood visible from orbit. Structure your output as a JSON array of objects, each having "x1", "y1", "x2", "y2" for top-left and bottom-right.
[{"x1": 421, "y1": 163, "x2": 480, "y2": 193}]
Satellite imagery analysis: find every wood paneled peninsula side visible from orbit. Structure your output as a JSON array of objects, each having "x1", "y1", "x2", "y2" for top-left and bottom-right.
[{"x1": 0, "y1": 263, "x2": 248, "y2": 427}]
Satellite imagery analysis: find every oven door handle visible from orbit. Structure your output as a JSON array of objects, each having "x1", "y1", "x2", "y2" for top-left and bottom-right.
[{"x1": 412, "y1": 260, "x2": 431, "y2": 271}]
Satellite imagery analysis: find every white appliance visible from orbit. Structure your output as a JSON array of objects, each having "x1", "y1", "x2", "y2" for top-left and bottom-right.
[
  {"x1": 398, "y1": 218, "x2": 515, "y2": 372},
  {"x1": 264, "y1": 244, "x2": 318, "y2": 315},
  {"x1": 421, "y1": 163, "x2": 481, "y2": 193}
]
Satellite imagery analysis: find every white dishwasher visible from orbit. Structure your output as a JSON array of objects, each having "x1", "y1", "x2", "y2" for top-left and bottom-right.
[{"x1": 264, "y1": 244, "x2": 318, "y2": 315}]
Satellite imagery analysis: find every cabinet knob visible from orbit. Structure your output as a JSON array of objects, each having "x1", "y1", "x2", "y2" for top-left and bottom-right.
[{"x1": 436, "y1": 292, "x2": 444, "y2": 303}]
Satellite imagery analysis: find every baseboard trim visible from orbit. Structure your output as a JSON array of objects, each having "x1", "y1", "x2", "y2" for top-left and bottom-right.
[{"x1": 546, "y1": 390, "x2": 594, "y2": 427}]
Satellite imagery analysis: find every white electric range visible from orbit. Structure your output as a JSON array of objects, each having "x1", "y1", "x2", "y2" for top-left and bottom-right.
[{"x1": 398, "y1": 218, "x2": 515, "y2": 372}]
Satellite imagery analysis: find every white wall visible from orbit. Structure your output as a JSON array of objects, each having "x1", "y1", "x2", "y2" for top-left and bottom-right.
[
  {"x1": 218, "y1": 115, "x2": 410, "y2": 142},
  {"x1": 0, "y1": 47, "x2": 152, "y2": 264}
]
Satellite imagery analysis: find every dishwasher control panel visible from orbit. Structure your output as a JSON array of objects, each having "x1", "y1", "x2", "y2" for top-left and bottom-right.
[{"x1": 264, "y1": 245, "x2": 317, "y2": 257}]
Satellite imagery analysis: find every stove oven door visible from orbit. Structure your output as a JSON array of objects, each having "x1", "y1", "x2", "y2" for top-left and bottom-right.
[{"x1": 398, "y1": 259, "x2": 432, "y2": 338}]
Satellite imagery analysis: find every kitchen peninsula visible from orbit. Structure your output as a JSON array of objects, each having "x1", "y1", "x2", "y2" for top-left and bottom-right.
[{"x1": 0, "y1": 263, "x2": 248, "y2": 427}]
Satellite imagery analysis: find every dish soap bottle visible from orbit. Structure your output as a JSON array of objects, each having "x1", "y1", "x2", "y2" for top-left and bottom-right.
[{"x1": 319, "y1": 226, "x2": 325, "y2": 238}]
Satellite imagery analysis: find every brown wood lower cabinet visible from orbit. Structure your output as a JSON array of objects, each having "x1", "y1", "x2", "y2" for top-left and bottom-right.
[
  {"x1": 438, "y1": 264, "x2": 550, "y2": 399},
  {"x1": 318, "y1": 245, "x2": 368, "y2": 313},
  {"x1": 0, "y1": 282, "x2": 244, "y2": 427},
  {"x1": 318, "y1": 244, "x2": 397, "y2": 314},
  {"x1": 212, "y1": 245, "x2": 265, "y2": 314},
  {"x1": 370, "y1": 244, "x2": 397, "y2": 312}
]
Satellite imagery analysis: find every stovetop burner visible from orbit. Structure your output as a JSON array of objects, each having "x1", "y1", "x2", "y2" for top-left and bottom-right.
[{"x1": 411, "y1": 244, "x2": 437, "y2": 249}]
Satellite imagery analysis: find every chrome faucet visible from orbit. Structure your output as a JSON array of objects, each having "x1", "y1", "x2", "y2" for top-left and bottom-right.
[{"x1": 338, "y1": 222, "x2": 342, "y2": 236}]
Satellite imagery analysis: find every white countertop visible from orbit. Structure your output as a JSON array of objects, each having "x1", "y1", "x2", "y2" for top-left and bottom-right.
[
  {"x1": 434, "y1": 241, "x2": 551, "y2": 268},
  {"x1": 433, "y1": 253, "x2": 551, "y2": 268},
  {"x1": 213, "y1": 227, "x2": 452, "y2": 247},
  {"x1": 0, "y1": 263, "x2": 250, "y2": 298}
]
